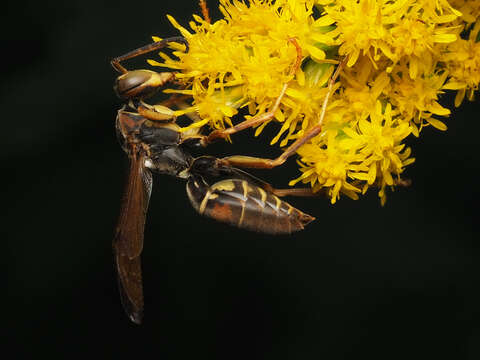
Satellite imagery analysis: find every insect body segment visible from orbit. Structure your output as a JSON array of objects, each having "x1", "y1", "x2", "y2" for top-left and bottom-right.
[{"x1": 187, "y1": 177, "x2": 314, "y2": 234}]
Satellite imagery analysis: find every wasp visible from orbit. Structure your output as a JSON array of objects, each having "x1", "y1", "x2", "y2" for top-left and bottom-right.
[{"x1": 111, "y1": 36, "x2": 347, "y2": 324}]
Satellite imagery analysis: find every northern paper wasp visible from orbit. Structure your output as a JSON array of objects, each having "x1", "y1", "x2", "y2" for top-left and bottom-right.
[{"x1": 111, "y1": 36, "x2": 345, "y2": 323}]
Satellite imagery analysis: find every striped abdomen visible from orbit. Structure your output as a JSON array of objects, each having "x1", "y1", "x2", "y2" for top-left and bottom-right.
[{"x1": 186, "y1": 177, "x2": 314, "y2": 234}]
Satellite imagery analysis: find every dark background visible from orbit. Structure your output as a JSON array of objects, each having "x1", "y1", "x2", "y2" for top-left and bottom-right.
[{"x1": 3, "y1": 1, "x2": 479, "y2": 359}]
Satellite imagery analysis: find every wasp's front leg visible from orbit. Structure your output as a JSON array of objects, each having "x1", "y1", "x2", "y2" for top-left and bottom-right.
[
  {"x1": 201, "y1": 37, "x2": 303, "y2": 146},
  {"x1": 127, "y1": 94, "x2": 196, "y2": 123},
  {"x1": 135, "y1": 101, "x2": 178, "y2": 122},
  {"x1": 111, "y1": 36, "x2": 189, "y2": 74}
]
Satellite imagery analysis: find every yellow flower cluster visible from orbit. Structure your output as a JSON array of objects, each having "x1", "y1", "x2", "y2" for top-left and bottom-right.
[
  {"x1": 154, "y1": 0, "x2": 337, "y2": 140},
  {"x1": 291, "y1": 101, "x2": 414, "y2": 205},
  {"x1": 149, "y1": 0, "x2": 479, "y2": 204}
]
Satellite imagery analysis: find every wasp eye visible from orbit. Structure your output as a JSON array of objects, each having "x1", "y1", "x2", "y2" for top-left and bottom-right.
[{"x1": 114, "y1": 70, "x2": 173, "y2": 100}]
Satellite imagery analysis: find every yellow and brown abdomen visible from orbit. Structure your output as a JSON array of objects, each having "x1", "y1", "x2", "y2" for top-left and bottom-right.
[{"x1": 186, "y1": 178, "x2": 314, "y2": 234}]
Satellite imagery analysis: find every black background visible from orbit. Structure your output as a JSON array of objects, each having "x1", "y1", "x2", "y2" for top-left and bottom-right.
[{"x1": 4, "y1": 1, "x2": 479, "y2": 359}]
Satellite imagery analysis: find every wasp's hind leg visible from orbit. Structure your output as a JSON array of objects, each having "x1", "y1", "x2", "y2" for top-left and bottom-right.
[
  {"x1": 215, "y1": 57, "x2": 347, "y2": 170},
  {"x1": 186, "y1": 176, "x2": 314, "y2": 234}
]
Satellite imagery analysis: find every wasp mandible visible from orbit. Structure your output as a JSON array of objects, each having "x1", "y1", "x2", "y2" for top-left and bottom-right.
[{"x1": 111, "y1": 37, "x2": 323, "y2": 324}]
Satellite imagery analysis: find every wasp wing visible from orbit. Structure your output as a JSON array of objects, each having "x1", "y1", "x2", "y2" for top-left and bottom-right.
[
  {"x1": 115, "y1": 252, "x2": 143, "y2": 324},
  {"x1": 113, "y1": 152, "x2": 152, "y2": 324},
  {"x1": 114, "y1": 152, "x2": 152, "y2": 258}
]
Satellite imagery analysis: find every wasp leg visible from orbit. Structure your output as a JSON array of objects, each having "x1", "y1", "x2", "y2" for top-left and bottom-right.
[
  {"x1": 199, "y1": 0, "x2": 211, "y2": 24},
  {"x1": 217, "y1": 58, "x2": 347, "y2": 170},
  {"x1": 264, "y1": 187, "x2": 318, "y2": 197},
  {"x1": 131, "y1": 93, "x2": 197, "y2": 123},
  {"x1": 111, "y1": 36, "x2": 189, "y2": 74},
  {"x1": 186, "y1": 176, "x2": 314, "y2": 234},
  {"x1": 136, "y1": 102, "x2": 177, "y2": 122},
  {"x1": 189, "y1": 155, "x2": 318, "y2": 197},
  {"x1": 202, "y1": 38, "x2": 303, "y2": 145}
]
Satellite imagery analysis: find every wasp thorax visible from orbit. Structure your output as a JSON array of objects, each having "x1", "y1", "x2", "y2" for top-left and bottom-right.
[{"x1": 114, "y1": 70, "x2": 174, "y2": 100}]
